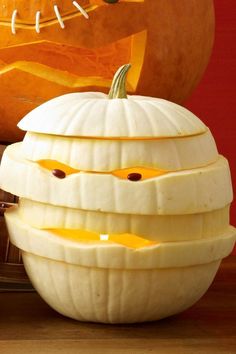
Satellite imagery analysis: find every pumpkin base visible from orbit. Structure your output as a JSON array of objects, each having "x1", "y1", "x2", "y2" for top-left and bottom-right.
[{"x1": 22, "y1": 251, "x2": 220, "y2": 324}]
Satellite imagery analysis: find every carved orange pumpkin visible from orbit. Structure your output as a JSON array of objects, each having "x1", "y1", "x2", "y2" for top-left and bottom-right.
[{"x1": 0, "y1": 0, "x2": 214, "y2": 142}]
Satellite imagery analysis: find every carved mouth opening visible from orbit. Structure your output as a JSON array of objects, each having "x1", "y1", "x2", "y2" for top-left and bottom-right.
[{"x1": 0, "y1": 31, "x2": 146, "y2": 92}]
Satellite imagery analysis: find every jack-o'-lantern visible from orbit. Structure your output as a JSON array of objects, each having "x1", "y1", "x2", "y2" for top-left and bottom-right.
[
  {"x1": 1, "y1": 65, "x2": 234, "y2": 323},
  {"x1": 0, "y1": 0, "x2": 215, "y2": 142}
]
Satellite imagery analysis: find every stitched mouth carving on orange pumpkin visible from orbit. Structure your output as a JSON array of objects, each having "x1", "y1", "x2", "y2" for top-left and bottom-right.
[
  {"x1": 0, "y1": 1, "x2": 145, "y2": 43},
  {"x1": 0, "y1": 31, "x2": 146, "y2": 92},
  {"x1": 0, "y1": 0, "x2": 147, "y2": 142},
  {"x1": 0, "y1": 0, "x2": 215, "y2": 143},
  {"x1": 0, "y1": 0, "x2": 147, "y2": 111},
  {"x1": 0, "y1": 1, "x2": 144, "y2": 28},
  {"x1": 0, "y1": 2, "x2": 95, "y2": 28}
]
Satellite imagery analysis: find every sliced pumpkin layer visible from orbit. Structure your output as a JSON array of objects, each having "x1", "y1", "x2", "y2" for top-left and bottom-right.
[
  {"x1": 0, "y1": 143, "x2": 232, "y2": 215},
  {"x1": 19, "y1": 198, "x2": 230, "y2": 242},
  {"x1": 22, "y1": 130, "x2": 218, "y2": 172},
  {"x1": 5, "y1": 207, "x2": 236, "y2": 269}
]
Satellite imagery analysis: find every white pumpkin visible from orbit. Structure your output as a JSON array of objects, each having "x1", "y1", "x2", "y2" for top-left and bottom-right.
[
  {"x1": 0, "y1": 143, "x2": 232, "y2": 214},
  {"x1": 18, "y1": 94, "x2": 206, "y2": 138},
  {"x1": 0, "y1": 64, "x2": 235, "y2": 323},
  {"x1": 21, "y1": 129, "x2": 218, "y2": 171},
  {"x1": 18, "y1": 199, "x2": 230, "y2": 242}
]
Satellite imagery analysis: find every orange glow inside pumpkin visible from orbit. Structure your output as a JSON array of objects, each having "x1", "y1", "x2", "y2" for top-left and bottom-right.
[
  {"x1": 47, "y1": 228, "x2": 157, "y2": 249},
  {"x1": 0, "y1": 31, "x2": 147, "y2": 91},
  {"x1": 37, "y1": 159, "x2": 169, "y2": 180}
]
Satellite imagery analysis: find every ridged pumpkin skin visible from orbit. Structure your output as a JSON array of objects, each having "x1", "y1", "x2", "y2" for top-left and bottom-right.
[
  {"x1": 21, "y1": 130, "x2": 218, "y2": 172},
  {"x1": 18, "y1": 199, "x2": 231, "y2": 242},
  {"x1": 22, "y1": 253, "x2": 221, "y2": 324},
  {"x1": 5, "y1": 209, "x2": 236, "y2": 323},
  {"x1": 0, "y1": 144, "x2": 232, "y2": 215},
  {"x1": 18, "y1": 93, "x2": 208, "y2": 138},
  {"x1": 1, "y1": 66, "x2": 235, "y2": 323},
  {"x1": 0, "y1": 0, "x2": 214, "y2": 142}
]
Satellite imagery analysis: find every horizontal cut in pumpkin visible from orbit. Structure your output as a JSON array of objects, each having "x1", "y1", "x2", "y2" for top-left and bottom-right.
[
  {"x1": 37, "y1": 159, "x2": 168, "y2": 180},
  {"x1": 2, "y1": 144, "x2": 231, "y2": 214},
  {"x1": 18, "y1": 198, "x2": 230, "y2": 242},
  {"x1": 47, "y1": 228, "x2": 157, "y2": 249},
  {"x1": 6, "y1": 208, "x2": 236, "y2": 269},
  {"x1": 21, "y1": 131, "x2": 217, "y2": 172}
]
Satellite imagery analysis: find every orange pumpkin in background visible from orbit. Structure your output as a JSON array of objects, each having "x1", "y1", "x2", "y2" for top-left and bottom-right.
[{"x1": 0, "y1": 0, "x2": 215, "y2": 142}]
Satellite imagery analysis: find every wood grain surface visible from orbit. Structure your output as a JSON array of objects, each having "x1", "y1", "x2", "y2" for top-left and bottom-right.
[{"x1": 0, "y1": 256, "x2": 235, "y2": 354}]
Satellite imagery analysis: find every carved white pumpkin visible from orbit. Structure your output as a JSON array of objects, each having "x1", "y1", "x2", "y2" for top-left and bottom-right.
[{"x1": 0, "y1": 65, "x2": 235, "y2": 323}]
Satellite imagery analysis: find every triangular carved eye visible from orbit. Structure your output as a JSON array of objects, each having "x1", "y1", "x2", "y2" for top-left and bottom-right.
[
  {"x1": 113, "y1": 167, "x2": 168, "y2": 181},
  {"x1": 37, "y1": 160, "x2": 169, "y2": 181}
]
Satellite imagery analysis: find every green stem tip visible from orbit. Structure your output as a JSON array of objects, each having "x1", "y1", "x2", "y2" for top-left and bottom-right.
[{"x1": 108, "y1": 64, "x2": 131, "y2": 99}]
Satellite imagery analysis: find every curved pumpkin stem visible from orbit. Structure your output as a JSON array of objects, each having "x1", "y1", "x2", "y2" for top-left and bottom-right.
[{"x1": 108, "y1": 64, "x2": 131, "y2": 99}]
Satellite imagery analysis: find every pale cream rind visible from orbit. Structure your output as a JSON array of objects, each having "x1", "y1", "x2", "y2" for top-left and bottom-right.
[
  {"x1": 19, "y1": 199, "x2": 230, "y2": 242},
  {"x1": 18, "y1": 93, "x2": 207, "y2": 138},
  {"x1": 5, "y1": 207, "x2": 236, "y2": 269},
  {"x1": 21, "y1": 130, "x2": 218, "y2": 171},
  {"x1": 23, "y1": 252, "x2": 221, "y2": 323},
  {"x1": 1, "y1": 77, "x2": 234, "y2": 324},
  {"x1": 0, "y1": 143, "x2": 232, "y2": 215}
]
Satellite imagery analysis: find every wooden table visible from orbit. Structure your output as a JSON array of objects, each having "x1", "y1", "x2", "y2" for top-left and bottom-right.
[{"x1": 0, "y1": 256, "x2": 235, "y2": 354}]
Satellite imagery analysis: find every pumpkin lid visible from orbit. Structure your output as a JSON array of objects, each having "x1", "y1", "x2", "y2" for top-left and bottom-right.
[
  {"x1": 18, "y1": 92, "x2": 207, "y2": 138},
  {"x1": 18, "y1": 64, "x2": 207, "y2": 138}
]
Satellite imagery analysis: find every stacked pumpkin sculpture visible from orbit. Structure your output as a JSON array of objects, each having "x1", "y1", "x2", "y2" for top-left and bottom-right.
[
  {"x1": 0, "y1": 65, "x2": 235, "y2": 323},
  {"x1": 0, "y1": 0, "x2": 215, "y2": 142}
]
